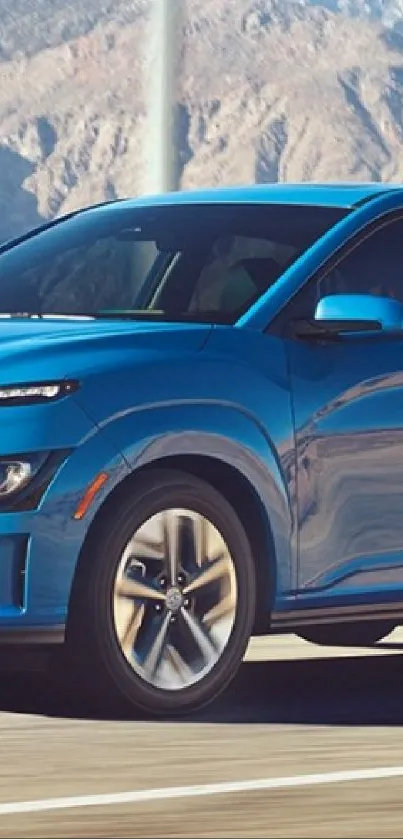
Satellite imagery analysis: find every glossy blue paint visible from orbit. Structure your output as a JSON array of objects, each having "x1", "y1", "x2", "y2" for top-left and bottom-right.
[
  {"x1": 135, "y1": 181, "x2": 399, "y2": 209},
  {"x1": 1, "y1": 182, "x2": 403, "y2": 638},
  {"x1": 288, "y1": 334, "x2": 403, "y2": 606},
  {"x1": 315, "y1": 294, "x2": 403, "y2": 331},
  {"x1": 78, "y1": 327, "x2": 296, "y2": 601}
]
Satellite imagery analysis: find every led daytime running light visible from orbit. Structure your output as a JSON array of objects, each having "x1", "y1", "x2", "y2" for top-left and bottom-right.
[
  {"x1": 0, "y1": 381, "x2": 77, "y2": 404},
  {"x1": 0, "y1": 385, "x2": 60, "y2": 400}
]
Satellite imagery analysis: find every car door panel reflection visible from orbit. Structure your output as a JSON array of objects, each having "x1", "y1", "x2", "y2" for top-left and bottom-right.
[{"x1": 288, "y1": 339, "x2": 403, "y2": 601}]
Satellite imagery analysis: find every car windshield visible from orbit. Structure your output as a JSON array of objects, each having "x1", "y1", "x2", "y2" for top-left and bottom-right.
[{"x1": 0, "y1": 202, "x2": 347, "y2": 324}]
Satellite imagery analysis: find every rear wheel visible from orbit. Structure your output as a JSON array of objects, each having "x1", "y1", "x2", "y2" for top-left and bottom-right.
[
  {"x1": 297, "y1": 621, "x2": 395, "y2": 648},
  {"x1": 67, "y1": 469, "x2": 257, "y2": 716}
]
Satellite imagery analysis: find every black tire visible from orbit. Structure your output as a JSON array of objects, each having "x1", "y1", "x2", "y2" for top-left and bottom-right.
[
  {"x1": 297, "y1": 621, "x2": 395, "y2": 648},
  {"x1": 67, "y1": 469, "x2": 257, "y2": 717}
]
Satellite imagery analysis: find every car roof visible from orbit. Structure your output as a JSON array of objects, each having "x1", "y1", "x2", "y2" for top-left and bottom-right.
[{"x1": 121, "y1": 182, "x2": 402, "y2": 211}]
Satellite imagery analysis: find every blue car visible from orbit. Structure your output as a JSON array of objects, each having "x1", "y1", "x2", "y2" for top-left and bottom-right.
[{"x1": 1, "y1": 181, "x2": 403, "y2": 715}]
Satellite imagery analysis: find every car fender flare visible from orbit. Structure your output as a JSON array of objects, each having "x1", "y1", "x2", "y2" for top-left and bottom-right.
[{"x1": 98, "y1": 401, "x2": 295, "y2": 598}]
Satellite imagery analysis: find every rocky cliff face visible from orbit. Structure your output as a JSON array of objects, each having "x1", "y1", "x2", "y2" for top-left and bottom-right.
[{"x1": 1, "y1": 0, "x2": 403, "y2": 241}]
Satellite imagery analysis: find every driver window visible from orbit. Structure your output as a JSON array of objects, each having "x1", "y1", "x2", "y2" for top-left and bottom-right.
[
  {"x1": 276, "y1": 216, "x2": 403, "y2": 325},
  {"x1": 317, "y1": 217, "x2": 403, "y2": 305}
]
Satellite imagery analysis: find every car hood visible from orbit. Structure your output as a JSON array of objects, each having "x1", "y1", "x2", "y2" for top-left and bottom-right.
[{"x1": 0, "y1": 317, "x2": 213, "y2": 384}]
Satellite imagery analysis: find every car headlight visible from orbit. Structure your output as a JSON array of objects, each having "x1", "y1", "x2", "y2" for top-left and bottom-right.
[
  {"x1": 0, "y1": 380, "x2": 78, "y2": 406},
  {"x1": 0, "y1": 453, "x2": 50, "y2": 498},
  {"x1": 0, "y1": 450, "x2": 71, "y2": 511},
  {"x1": 0, "y1": 461, "x2": 33, "y2": 496}
]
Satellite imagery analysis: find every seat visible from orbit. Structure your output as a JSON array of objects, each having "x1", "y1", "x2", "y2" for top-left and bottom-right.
[{"x1": 220, "y1": 256, "x2": 281, "y2": 312}]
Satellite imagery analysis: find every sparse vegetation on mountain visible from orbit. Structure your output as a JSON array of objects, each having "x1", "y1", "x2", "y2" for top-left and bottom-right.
[{"x1": 1, "y1": 0, "x2": 403, "y2": 241}]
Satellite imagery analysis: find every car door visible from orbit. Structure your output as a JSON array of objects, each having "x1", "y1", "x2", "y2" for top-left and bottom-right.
[{"x1": 282, "y1": 214, "x2": 403, "y2": 608}]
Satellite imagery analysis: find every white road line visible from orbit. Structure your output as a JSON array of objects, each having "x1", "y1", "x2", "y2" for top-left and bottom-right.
[{"x1": 1, "y1": 766, "x2": 403, "y2": 816}]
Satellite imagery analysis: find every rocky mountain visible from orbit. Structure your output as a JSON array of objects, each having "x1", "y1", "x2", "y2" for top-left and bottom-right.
[
  {"x1": 1, "y1": 0, "x2": 403, "y2": 242},
  {"x1": 306, "y1": 0, "x2": 403, "y2": 30}
]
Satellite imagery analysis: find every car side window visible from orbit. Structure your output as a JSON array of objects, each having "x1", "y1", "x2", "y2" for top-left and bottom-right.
[
  {"x1": 277, "y1": 216, "x2": 403, "y2": 324},
  {"x1": 319, "y1": 217, "x2": 403, "y2": 303}
]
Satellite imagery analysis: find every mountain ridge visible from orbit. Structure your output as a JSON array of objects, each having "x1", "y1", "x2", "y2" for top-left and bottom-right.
[{"x1": 1, "y1": 0, "x2": 403, "y2": 241}]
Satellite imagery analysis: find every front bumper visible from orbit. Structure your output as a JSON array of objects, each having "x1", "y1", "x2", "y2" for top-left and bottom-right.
[{"x1": 0, "y1": 396, "x2": 129, "y2": 643}]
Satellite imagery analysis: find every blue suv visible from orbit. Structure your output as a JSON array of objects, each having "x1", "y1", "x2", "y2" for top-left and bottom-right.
[{"x1": 0, "y1": 181, "x2": 403, "y2": 715}]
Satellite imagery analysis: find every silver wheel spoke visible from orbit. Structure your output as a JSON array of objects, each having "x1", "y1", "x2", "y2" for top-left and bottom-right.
[
  {"x1": 181, "y1": 607, "x2": 217, "y2": 665},
  {"x1": 126, "y1": 535, "x2": 164, "y2": 562},
  {"x1": 116, "y1": 576, "x2": 166, "y2": 602},
  {"x1": 204, "y1": 593, "x2": 236, "y2": 628},
  {"x1": 121, "y1": 604, "x2": 145, "y2": 656},
  {"x1": 165, "y1": 645, "x2": 194, "y2": 684},
  {"x1": 193, "y1": 514, "x2": 207, "y2": 568},
  {"x1": 163, "y1": 511, "x2": 179, "y2": 584},
  {"x1": 183, "y1": 554, "x2": 229, "y2": 595},
  {"x1": 142, "y1": 613, "x2": 171, "y2": 680}
]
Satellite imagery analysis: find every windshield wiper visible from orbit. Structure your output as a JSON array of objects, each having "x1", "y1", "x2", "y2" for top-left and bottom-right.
[
  {"x1": 93, "y1": 310, "x2": 166, "y2": 320},
  {"x1": 0, "y1": 313, "x2": 95, "y2": 320}
]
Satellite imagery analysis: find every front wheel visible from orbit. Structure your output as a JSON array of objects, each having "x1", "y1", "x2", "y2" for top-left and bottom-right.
[{"x1": 68, "y1": 469, "x2": 257, "y2": 716}]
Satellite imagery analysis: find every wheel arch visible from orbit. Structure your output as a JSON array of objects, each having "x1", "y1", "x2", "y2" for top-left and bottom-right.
[{"x1": 68, "y1": 453, "x2": 277, "y2": 635}]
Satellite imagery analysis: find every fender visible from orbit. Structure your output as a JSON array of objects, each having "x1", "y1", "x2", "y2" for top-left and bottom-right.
[{"x1": 95, "y1": 400, "x2": 296, "y2": 601}]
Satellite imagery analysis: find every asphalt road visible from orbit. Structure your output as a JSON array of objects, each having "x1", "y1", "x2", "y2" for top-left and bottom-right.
[{"x1": 2, "y1": 631, "x2": 403, "y2": 838}]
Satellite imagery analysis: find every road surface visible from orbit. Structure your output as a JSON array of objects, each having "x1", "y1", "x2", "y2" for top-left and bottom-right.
[{"x1": 1, "y1": 630, "x2": 403, "y2": 837}]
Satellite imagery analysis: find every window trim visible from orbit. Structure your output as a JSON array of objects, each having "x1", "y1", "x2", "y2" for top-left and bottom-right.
[{"x1": 267, "y1": 209, "x2": 403, "y2": 337}]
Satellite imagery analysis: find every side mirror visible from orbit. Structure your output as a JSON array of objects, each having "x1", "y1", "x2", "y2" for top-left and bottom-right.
[{"x1": 294, "y1": 294, "x2": 403, "y2": 340}]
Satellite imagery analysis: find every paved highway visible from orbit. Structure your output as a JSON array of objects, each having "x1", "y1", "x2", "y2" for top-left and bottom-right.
[{"x1": 1, "y1": 631, "x2": 403, "y2": 837}]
